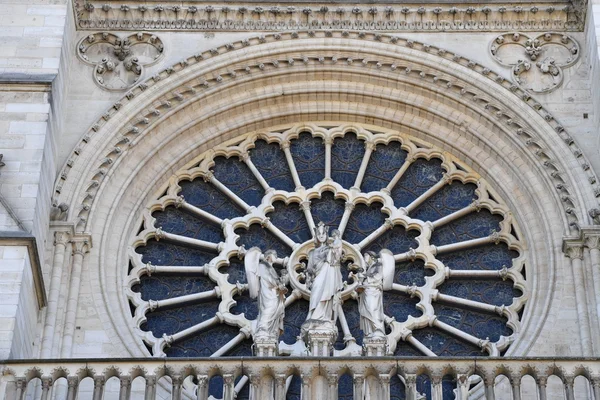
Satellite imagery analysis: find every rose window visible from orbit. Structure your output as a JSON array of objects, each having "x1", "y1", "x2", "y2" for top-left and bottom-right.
[{"x1": 126, "y1": 123, "x2": 526, "y2": 394}]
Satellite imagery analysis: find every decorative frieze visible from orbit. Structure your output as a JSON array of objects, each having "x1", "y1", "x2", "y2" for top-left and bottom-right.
[{"x1": 73, "y1": 2, "x2": 581, "y2": 32}]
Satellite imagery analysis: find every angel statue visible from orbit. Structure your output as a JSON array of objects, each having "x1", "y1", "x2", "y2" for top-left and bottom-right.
[
  {"x1": 244, "y1": 247, "x2": 287, "y2": 339},
  {"x1": 357, "y1": 250, "x2": 395, "y2": 338},
  {"x1": 305, "y1": 223, "x2": 344, "y2": 323}
]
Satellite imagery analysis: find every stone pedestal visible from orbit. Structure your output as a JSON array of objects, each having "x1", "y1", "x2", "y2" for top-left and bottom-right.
[
  {"x1": 254, "y1": 337, "x2": 279, "y2": 356},
  {"x1": 302, "y1": 320, "x2": 338, "y2": 356},
  {"x1": 363, "y1": 336, "x2": 387, "y2": 356}
]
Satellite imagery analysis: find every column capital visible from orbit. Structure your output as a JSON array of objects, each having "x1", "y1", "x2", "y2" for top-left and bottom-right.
[
  {"x1": 72, "y1": 239, "x2": 90, "y2": 255},
  {"x1": 584, "y1": 234, "x2": 600, "y2": 250},
  {"x1": 68, "y1": 376, "x2": 79, "y2": 388},
  {"x1": 564, "y1": 243, "x2": 584, "y2": 260},
  {"x1": 196, "y1": 375, "x2": 208, "y2": 387},
  {"x1": 54, "y1": 231, "x2": 71, "y2": 246},
  {"x1": 41, "y1": 377, "x2": 52, "y2": 389}
]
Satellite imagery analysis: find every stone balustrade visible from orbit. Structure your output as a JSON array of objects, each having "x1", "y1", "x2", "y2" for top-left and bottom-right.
[{"x1": 1, "y1": 357, "x2": 600, "y2": 400}]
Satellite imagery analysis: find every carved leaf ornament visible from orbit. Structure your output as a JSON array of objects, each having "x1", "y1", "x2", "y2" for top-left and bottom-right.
[
  {"x1": 126, "y1": 125, "x2": 527, "y2": 367},
  {"x1": 490, "y1": 32, "x2": 579, "y2": 93},
  {"x1": 77, "y1": 32, "x2": 164, "y2": 91}
]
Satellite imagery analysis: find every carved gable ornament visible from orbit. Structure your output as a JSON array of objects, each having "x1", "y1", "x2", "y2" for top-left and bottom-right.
[
  {"x1": 77, "y1": 32, "x2": 164, "y2": 91},
  {"x1": 489, "y1": 32, "x2": 579, "y2": 93}
]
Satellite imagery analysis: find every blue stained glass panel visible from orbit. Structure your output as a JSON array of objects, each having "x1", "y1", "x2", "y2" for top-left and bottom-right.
[
  {"x1": 164, "y1": 324, "x2": 252, "y2": 358},
  {"x1": 212, "y1": 156, "x2": 264, "y2": 207},
  {"x1": 281, "y1": 299, "x2": 309, "y2": 345},
  {"x1": 223, "y1": 258, "x2": 247, "y2": 284},
  {"x1": 344, "y1": 202, "x2": 386, "y2": 243},
  {"x1": 430, "y1": 210, "x2": 503, "y2": 246},
  {"x1": 268, "y1": 201, "x2": 312, "y2": 244},
  {"x1": 411, "y1": 328, "x2": 482, "y2": 356},
  {"x1": 235, "y1": 224, "x2": 293, "y2": 257},
  {"x1": 338, "y1": 374, "x2": 354, "y2": 400},
  {"x1": 390, "y1": 375, "x2": 406, "y2": 400},
  {"x1": 383, "y1": 292, "x2": 422, "y2": 322},
  {"x1": 210, "y1": 375, "x2": 224, "y2": 399},
  {"x1": 335, "y1": 300, "x2": 363, "y2": 349},
  {"x1": 393, "y1": 260, "x2": 434, "y2": 287},
  {"x1": 136, "y1": 239, "x2": 217, "y2": 266},
  {"x1": 391, "y1": 158, "x2": 445, "y2": 208},
  {"x1": 394, "y1": 340, "x2": 423, "y2": 356},
  {"x1": 362, "y1": 141, "x2": 408, "y2": 192},
  {"x1": 310, "y1": 192, "x2": 345, "y2": 229},
  {"x1": 152, "y1": 207, "x2": 223, "y2": 243},
  {"x1": 179, "y1": 179, "x2": 244, "y2": 220},
  {"x1": 411, "y1": 182, "x2": 478, "y2": 222},
  {"x1": 437, "y1": 279, "x2": 521, "y2": 307},
  {"x1": 367, "y1": 226, "x2": 419, "y2": 254},
  {"x1": 433, "y1": 304, "x2": 512, "y2": 342},
  {"x1": 236, "y1": 376, "x2": 250, "y2": 400},
  {"x1": 331, "y1": 132, "x2": 366, "y2": 189},
  {"x1": 417, "y1": 375, "x2": 432, "y2": 400},
  {"x1": 143, "y1": 300, "x2": 220, "y2": 336},
  {"x1": 442, "y1": 375, "x2": 456, "y2": 400},
  {"x1": 287, "y1": 375, "x2": 302, "y2": 400},
  {"x1": 290, "y1": 132, "x2": 325, "y2": 188},
  {"x1": 436, "y1": 244, "x2": 518, "y2": 271},
  {"x1": 231, "y1": 292, "x2": 259, "y2": 320},
  {"x1": 250, "y1": 140, "x2": 296, "y2": 192},
  {"x1": 133, "y1": 275, "x2": 215, "y2": 301}
]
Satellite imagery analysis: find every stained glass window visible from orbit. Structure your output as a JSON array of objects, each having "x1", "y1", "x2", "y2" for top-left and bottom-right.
[{"x1": 127, "y1": 125, "x2": 527, "y2": 399}]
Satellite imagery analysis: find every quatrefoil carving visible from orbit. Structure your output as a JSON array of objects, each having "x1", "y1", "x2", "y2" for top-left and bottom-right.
[
  {"x1": 489, "y1": 32, "x2": 579, "y2": 93},
  {"x1": 77, "y1": 32, "x2": 164, "y2": 91}
]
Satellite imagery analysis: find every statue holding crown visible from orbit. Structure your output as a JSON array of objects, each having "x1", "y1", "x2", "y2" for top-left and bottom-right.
[{"x1": 304, "y1": 222, "x2": 344, "y2": 325}]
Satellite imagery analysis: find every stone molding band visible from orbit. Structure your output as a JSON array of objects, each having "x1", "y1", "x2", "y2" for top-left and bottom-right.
[{"x1": 73, "y1": 2, "x2": 583, "y2": 32}]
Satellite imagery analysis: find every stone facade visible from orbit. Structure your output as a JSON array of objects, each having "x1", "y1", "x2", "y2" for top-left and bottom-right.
[{"x1": 1, "y1": 0, "x2": 600, "y2": 398}]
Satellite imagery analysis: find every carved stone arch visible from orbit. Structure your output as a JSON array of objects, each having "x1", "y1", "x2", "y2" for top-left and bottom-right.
[{"x1": 52, "y1": 31, "x2": 598, "y2": 358}]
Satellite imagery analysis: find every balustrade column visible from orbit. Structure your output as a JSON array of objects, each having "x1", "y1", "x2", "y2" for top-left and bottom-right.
[
  {"x1": 40, "y1": 378, "x2": 52, "y2": 400},
  {"x1": 66, "y1": 377, "x2": 79, "y2": 400},
  {"x1": 41, "y1": 231, "x2": 70, "y2": 358},
  {"x1": 61, "y1": 238, "x2": 90, "y2": 357},
  {"x1": 144, "y1": 376, "x2": 156, "y2": 400},
  {"x1": 14, "y1": 378, "x2": 26, "y2": 400},
  {"x1": 92, "y1": 377, "x2": 105, "y2": 400},
  {"x1": 591, "y1": 378, "x2": 600, "y2": 400},
  {"x1": 196, "y1": 376, "x2": 208, "y2": 400},
  {"x1": 510, "y1": 378, "x2": 521, "y2": 400},
  {"x1": 564, "y1": 376, "x2": 575, "y2": 400},
  {"x1": 353, "y1": 375, "x2": 364, "y2": 400},
  {"x1": 537, "y1": 376, "x2": 547, "y2": 400},
  {"x1": 431, "y1": 376, "x2": 443, "y2": 400},
  {"x1": 222, "y1": 375, "x2": 234, "y2": 400},
  {"x1": 301, "y1": 374, "x2": 310, "y2": 400},
  {"x1": 456, "y1": 375, "x2": 469, "y2": 400},
  {"x1": 119, "y1": 377, "x2": 131, "y2": 400},
  {"x1": 274, "y1": 374, "x2": 287, "y2": 400},
  {"x1": 172, "y1": 376, "x2": 182, "y2": 400},
  {"x1": 379, "y1": 374, "x2": 391, "y2": 399},
  {"x1": 484, "y1": 376, "x2": 496, "y2": 400},
  {"x1": 565, "y1": 244, "x2": 593, "y2": 354},
  {"x1": 327, "y1": 375, "x2": 338, "y2": 400},
  {"x1": 405, "y1": 375, "x2": 418, "y2": 400}
]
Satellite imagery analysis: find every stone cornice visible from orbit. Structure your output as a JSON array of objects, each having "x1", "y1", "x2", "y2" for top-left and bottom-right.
[
  {"x1": 0, "y1": 231, "x2": 47, "y2": 308},
  {"x1": 73, "y1": 1, "x2": 582, "y2": 32}
]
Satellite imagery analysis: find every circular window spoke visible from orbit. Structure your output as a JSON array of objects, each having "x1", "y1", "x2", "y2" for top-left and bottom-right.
[{"x1": 126, "y1": 123, "x2": 527, "y2": 359}]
